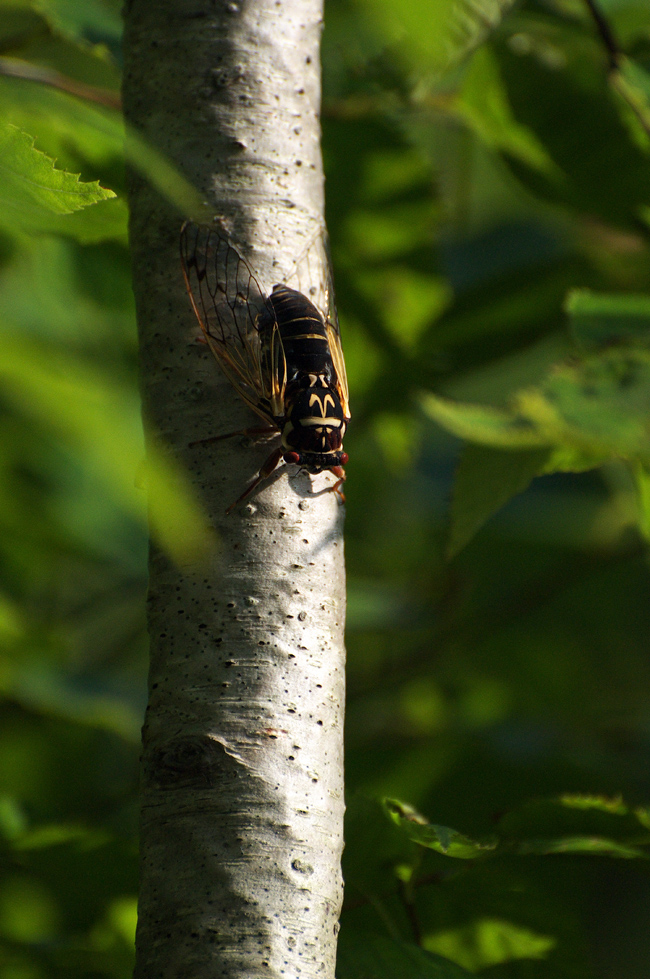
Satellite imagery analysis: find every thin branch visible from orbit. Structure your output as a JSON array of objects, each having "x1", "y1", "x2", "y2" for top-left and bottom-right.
[
  {"x1": 582, "y1": 0, "x2": 620, "y2": 71},
  {"x1": 0, "y1": 56, "x2": 122, "y2": 109},
  {"x1": 399, "y1": 879, "x2": 423, "y2": 946},
  {"x1": 581, "y1": 0, "x2": 650, "y2": 139}
]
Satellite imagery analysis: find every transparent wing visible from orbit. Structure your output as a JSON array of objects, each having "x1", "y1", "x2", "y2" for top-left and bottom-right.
[
  {"x1": 180, "y1": 222, "x2": 284, "y2": 424},
  {"x1": 283, "y1": 229, "x2": 350, "y2": 419}
]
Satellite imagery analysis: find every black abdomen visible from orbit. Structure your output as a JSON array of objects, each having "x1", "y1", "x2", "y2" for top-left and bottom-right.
[{"x1": 268, "y1": 285, "x2": 334, "y2": 379}]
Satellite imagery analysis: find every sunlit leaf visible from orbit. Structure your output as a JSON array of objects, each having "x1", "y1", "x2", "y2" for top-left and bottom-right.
[
  {"x1": 355, "y1": 0, "x2": 518, "y2": 76},
  {"x1": 515, "y1": 836, "x2": 647, "y2": 858},
  {"x1": 559, "y1": 794, "x2": 629, "y2": 815},
  {"x1": 424, "y1": 346, "x2": 650, "y2": 463},
  {"x1": 0, "y1": 83, "x2": 203, "y2": 223},
  {"x1": 424, "y1": 918, "x2": 556, "y2": 971},
  {"x1": 520, "y1": 349, "x2": 650, "y2": 459},
  {"x1": 10, "y1": 823, "x2": 109, "y2": 851},
  {"x1": 0, "y1": 120, "x2": 115, "y2": 231},
  {"x1": 421, "y1": 391, "x2": 550, "y2": 448},
  {"x1": 611, "y1": 56, "x2": 650, "y2": 149},
  {"x1": 384, "y1": 799, "x2": 498, "y2": 858},
  {"x1": 631, "y1": 462, "x2": 650, "y2": 543},
  {"x1": 0, "y1": 75, "x2": 123, "y2": 167},
  {"x1": 566, "y1": 289, "x2": 650, "y2": 350},
  {"x1": 496, "y1": 794, "x2": 650, "y2": 849}
]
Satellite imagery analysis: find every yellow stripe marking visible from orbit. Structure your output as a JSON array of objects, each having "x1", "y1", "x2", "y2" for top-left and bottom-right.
[{"x1": 301, "y1": 417, "x2": 342, "y2": 427}]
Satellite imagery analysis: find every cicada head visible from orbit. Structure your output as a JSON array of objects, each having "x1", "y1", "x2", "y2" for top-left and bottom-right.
[{"x1": 281, "y1": 380, "x2": 348, "y2": 473}]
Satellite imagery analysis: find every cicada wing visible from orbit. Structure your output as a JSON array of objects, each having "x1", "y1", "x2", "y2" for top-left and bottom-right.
[
  {"x1": 260, "y1": 318, "x2": 287, "y2": 419},
  {"x1": 180, "y1": 222, "x2": 277, "y2": 424},
  {"x1": 326, "y1": 319, "x2": 351, "y2": 420}
]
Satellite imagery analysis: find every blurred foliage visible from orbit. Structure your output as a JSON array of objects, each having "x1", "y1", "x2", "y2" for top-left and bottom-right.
[{"x1": 0, "y1": 0, "x2": 650, "y2": 975}]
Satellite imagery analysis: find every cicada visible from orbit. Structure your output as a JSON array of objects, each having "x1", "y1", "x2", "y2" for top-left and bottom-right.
[{"x1": 180, "y1": 222, "x2": 350, "y2": 512}]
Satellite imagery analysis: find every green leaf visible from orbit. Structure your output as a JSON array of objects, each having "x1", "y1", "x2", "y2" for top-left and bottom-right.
[
  {"x1": 355, "y1": 0, "x2": 519, "y2": 76},
  {"x1": 337, "y1": 932, "x2": 475, "y2": 979},
  {"x1": 611, "y1": 56, "x2": 650, "y2": 148},
  {"x1": 496, "y1": 28, "x2": 650, "y2": 227},
  {"x1": 33, "y1": 0, "x2": 123, "y2": 45},
  {"x1": 0, "y1": 331, "x2": 212, "y2": 566},
  {"x1": 425, "y1": 347, "x2": 650, "y2": 463},
  {"x1": 46, "y1": 194, "x2": 128, "y2": 243},
  {"x1": 0, "y1": 87, "x2": 204, "y2": 226},
  {"x1": 457, "y1": 46, "x2": 559, "y2": 175},
  {"x1": 0, "y1": 75, "x2": 123, "y2": 168},
  {"x1": 357, "y1": 267, "x2": 451, "y2": 349},
  {"x1": 421, "y1": 391, "x2": 550, "y2": 448},
  {"x1": 424, "y1": 918, "x2": 556, "y2": 971},
  {"x1": 632, "y1": 462, "x2": 650, "y2": 543},
  {"x1": 448, "y1": 444, "x2": 550, "y2": 556},
  {"x1": 566, "y1": 289, "x2": 650, "y2": 350},
  {"x1": 0, "y1": 194, "x2": 128, "y2": 243},
  {"x1": 343, "y1": 795, "x2": 419, "y2": 896},
  {"x1": 559, "y1": 793, "x2": 629, "y2": 815},
  {"x1": 541, "y1": 443, "x2": 612, "y2": 474},
  {"x1": 7, "y1": 660, "x2": 142, "y2": 742},
  {"x1": 384, "y1": 799, "x2": 498, "y2": 858},
  {"x1": 515, "y1": 836, "x2": 647, "y2": 858},
  {"x1": 0, "y1": 121, "x2": 115, "y2": 216},
  {"x1": 521, "y1": 349, "x2": 650, "y2": 460},
  {"x1": 496, "y1": 795, "x2": 650, "y2": 855}
]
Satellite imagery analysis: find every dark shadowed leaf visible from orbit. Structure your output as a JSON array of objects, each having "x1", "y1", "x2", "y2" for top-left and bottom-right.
[
  {"x1": 448, "y1": 444, "x2": 550, "y2": 555},
  {"x1": 338, "y1": 931, "x2": 475, "y2": 978}
]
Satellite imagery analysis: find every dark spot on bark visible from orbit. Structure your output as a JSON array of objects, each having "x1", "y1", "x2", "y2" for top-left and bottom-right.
[{"x1": 144, "y1": 735, "x2": 237, "y2": 788}]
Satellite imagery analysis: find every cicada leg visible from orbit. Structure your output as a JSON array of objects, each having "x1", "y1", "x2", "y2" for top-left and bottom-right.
[
  {"x1": 225, "y1": 446, "x2": 284, "y2": 514},
  {"x1": 189, "y1": 425, "x2": 277, "y2": 448},
  {"x1": 328, "y1": 465, "x2": 346, "y2": 505}
]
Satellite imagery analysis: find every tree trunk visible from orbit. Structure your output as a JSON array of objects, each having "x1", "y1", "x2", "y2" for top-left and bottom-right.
[{"x1": 122, "y1": 1, "x2": 346, "y2": 977}]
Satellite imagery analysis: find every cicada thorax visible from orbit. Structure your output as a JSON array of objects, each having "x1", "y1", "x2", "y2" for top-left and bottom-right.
[{"x1": 260, "y1": 284, "x2": 348, "y2": 474}]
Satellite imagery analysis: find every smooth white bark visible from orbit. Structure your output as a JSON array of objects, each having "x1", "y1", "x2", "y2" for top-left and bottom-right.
[{"x1": 122, "y1": 1, "x2": 346, "y2": 976}]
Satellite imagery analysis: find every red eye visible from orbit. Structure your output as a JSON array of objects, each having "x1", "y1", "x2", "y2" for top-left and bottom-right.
[
  {"x1": 284, "y1": 451, "x2": 300, "y2": 464},
  {"x1": 339, "y1": 452, "x2": 349, "y2": 465}
]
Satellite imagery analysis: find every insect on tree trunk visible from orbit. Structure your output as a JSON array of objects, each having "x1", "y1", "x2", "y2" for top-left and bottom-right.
[{"x1": 122, "y1": 1, "x2": 346, "y2": 977}]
